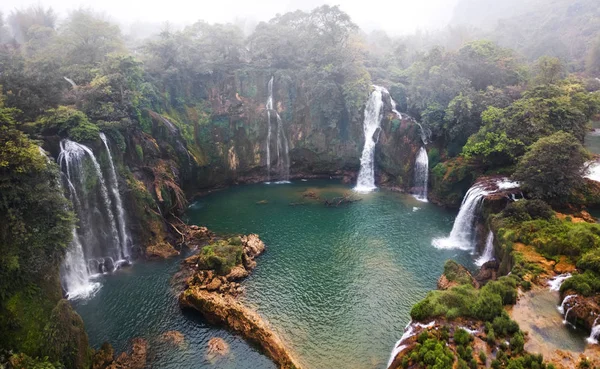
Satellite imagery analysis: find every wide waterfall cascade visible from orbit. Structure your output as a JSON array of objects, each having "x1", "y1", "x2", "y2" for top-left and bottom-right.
[
  {"x1": 355, "y1": 86, "x2": 386, "y2": 193},
  {"x1": 432, "y1": 185, "x2": 490, "y2": 251},
  {"x1": 100, "y1": 133, "x2": 131, "y2": 257},
  {"x1": 475, "y1": 232, "x2": 495, "y2": 267},
  {"x1": 433, "y1": 179, "x2": 519, "y2": 251},
  {"x1": 58, "y1": 138, "x2": 129, "y2": 299},
  {"x1": 265, "y1": 76, "x2": 290, "y2": 183},
  {"x1": 413, "y1": 147, "x2": 429, "y2": 202}
]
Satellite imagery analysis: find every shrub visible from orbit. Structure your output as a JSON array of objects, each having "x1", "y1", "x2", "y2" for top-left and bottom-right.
[
  {"x1": 454, "y1": 328, "x2": 473, "y2": 346},
  {"x1": 560, "y1": 270, "x2": 600, "y2": 296},
  {"x1": 471, "y1": 289, "x2": 504, "y2": 321},
  {"x1": 479, "y1": 351, "x2": 487, "y2": 364},
  {"x1": 443, "y1": 260, "x2": 473, "y2": 285},
  {"x1": 492, "y1": 313, "x2": 520, "y2": 337},
  {"x1": 196, "y1": 238, "x2": 243, "y2": 275},
  {"x1": 577, "y1": 249, "x2": 600, "y2": 274},
  {"x1": 510, "y1": 332, "x2": 525, "y2": 353}
]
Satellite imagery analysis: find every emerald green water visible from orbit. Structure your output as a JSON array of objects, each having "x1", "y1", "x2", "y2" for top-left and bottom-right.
[{"x1": 75, "y1": 180, "x2": 475, "y2": 369}]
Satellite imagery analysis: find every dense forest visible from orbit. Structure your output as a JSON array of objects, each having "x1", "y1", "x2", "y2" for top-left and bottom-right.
[{"x1": 1, "y1": 0, "x2": 600, "y2": 368}]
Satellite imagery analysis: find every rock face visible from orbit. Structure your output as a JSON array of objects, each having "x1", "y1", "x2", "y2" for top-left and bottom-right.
[
  {"x1": 179, "y1": 233, "x2": 301, "y2": 369},
  {"x1": 561, "y1": 293, "x2": 600, "y2": 332},
  {"x1": 474, "y1": 260, "x2": 499, "y2": 284}
]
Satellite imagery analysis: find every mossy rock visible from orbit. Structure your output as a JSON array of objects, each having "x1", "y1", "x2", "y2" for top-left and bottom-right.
[{"x1": 196, "y1": 238, "x2": 244, "y2": 275}]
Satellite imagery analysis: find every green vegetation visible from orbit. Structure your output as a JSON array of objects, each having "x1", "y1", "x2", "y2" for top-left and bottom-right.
[
  {"x1": 442, "y1": 260, "x2": 473, "y2": 285},
  {"x1": 513, "y1": 132, "x2": 589, "y2": 202},
  {"x1": 196, "y1": 238, "x2": 244, "y2": 275}
]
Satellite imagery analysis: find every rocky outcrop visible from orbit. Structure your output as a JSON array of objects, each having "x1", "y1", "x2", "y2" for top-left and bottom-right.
[
  {"x1": 206, "y1": 337, "x2": 230, "y2": 360},
  {"x1": 474, "y1": 260, "x2": 500, "y2": 284},
  {"x1": 438, "y1": 260, "x2": 478, "y2": 290},
  {"x1": 93, "y1": 339, "x2": 147, "y2": 369},
  {"x1": 160, "y1": 331, "x2": 185, "y2": 347},
  {"x1": 179, "y1": 233, "x2": 300, "y2": 369},
  {"x1": 561, "y1": 293, "x2": 600, "y2": 332},
  {"x1": 180, "y1": 288, "x2": 300, "y2": 369}
]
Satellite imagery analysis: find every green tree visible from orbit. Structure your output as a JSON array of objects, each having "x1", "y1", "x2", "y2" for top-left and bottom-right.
[
  {"x1": 514, "y1": 131, "x2": 590, "y2": 201},
  {"x1": 533, "y1": 56, "x2": 565, "y2": 85}
]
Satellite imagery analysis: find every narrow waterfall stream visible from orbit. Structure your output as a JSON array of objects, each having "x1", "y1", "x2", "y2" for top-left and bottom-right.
[
  {"x1": 413, "y1": 147, "x2": 429, "y2": 202},
  {"x1": 100, "y1": 133, "x2": 131, "y2": 258},
  {"x1": 475, "y1": 231, "x2": 495, "y2": 266},
  {"x1": 265, "y1": 76, "x2": 290, "y2": 183},
  {"x1": 355, "y1": 86, "x2": 385, "y2": 192},
  {"x1": 58, "y1": 138, "x2": 130, "y2": 299}
]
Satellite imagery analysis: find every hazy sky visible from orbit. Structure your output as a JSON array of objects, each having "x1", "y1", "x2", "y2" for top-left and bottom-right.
[{"x1": 0, "y1": 0, "x2": 460, "y2": 35}]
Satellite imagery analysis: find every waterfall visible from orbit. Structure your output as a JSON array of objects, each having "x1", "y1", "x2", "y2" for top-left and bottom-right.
[
  {"x1": 413, "y1": 147, "x2": 429, "y2": 202},
  {"x1": 563, "y1": 305, "x2": 576, "y2": 325},
  {"x1": 265, "y1": 76, "x2": 290, "y2": 183},
  {"x1": 548, "y1": 273, "x2": 572, "y2": 291},
  {"x1": 587, "y1": 317, "x2": 600, "y2": 344},
  {"x1": 100, "y1": 133, "x2": 131, "y2": 258},
  {"x1": 387, "y1": 321, "x2": 435, "y2": 368},
  {"x1": 475, "y1": 231, "x2": 495, "y2": 267},
  {"x1": 432, "y1": 184, "x2": 489, "y2": 250},
  {"x1": 355, "y1": 86, "x2": 386, "y2": 193},
  {"x1": 433, "y1": 179, "x2": 519, "y2": 251},
  {"x1": 585, "y1": 161, "x2": 600, "y2": 182},
  {"x1": 58, "y1": 139, "x2": 126, "y2": 299},
  {"x1": 558, "y1": 294, "x2": 576, "y2": 314}
]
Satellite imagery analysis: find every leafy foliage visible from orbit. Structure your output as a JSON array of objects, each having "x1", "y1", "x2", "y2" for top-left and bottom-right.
[{"x1": 513, "y1": 132, "x2": 589, "y2": 201}]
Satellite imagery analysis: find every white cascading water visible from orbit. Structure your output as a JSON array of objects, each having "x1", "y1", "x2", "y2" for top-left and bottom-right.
[
  {"x1": 547, "y1": 273, "x2": 572, "y2": 291},
  {"x1": 433, "y1": 179, "x2": 519, "y2": 251},
  {"x1": 432, "y1": 185, "x2": 489, "y2": 250},
  {"x1": 100, "y1": 133, "x2": 131, "y2": 258},
  {"x1": 558, "y1": 294, "x2": 576, "y2": 314},
  {"x1": 265, "y1": 76, "x2": 290, "y2": 183},
  {"x1": 355, "y1": 86, "x2": 386, "y2": 193},
  {"x1": 58, "y1": 139, "x2": 127, "y2": 299},
  {"x1": 475, "y1": 231, "x2": 495, "y2": 267},
  {"x1": 587, "y1": 317, "x2": 600, "y2": 344},
  {"x1": 387, "y1": 321, "x2": 435, "y2": 368},
  {"x1": 585, "y1": 161, "x2": 600, "y2": 182},
  {"x1": 413, "y1": 147, "x2": 429, "y2": 202}
]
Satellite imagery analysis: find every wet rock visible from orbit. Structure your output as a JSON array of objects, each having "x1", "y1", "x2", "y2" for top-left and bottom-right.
[
  {"x1": 562, "y1": 293, "x2": 600, "y2": 331},
  {"x1": 206, "y1": 337, "x2": 230, "y2": 360},
  {"x1": 161, "y1": 330, "x2": 185, "y2": 347},
  {"x1": 107, "y1": 338, "x2": 147, "y2": 369}
]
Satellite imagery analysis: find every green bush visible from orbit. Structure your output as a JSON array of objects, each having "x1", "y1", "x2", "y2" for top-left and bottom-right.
[
  {"x1": 443, "y1": 260, "x2": 473, "y2": 285},
  {"x1": 510, "y1": 332, "x2": 525, "y2": 353},
  {"x1": 471, "y1": 289, "x2": 504, "y2": 321},
  {"x1": 560, "y1": 270, "x2": 600, "y2": 296},
  {"x1": 577, "y1": 249, "x2": 600, "y2": 274},
  {"x1": 454, "y1": 328, "x2": 473, "y2": 346},
  {"x1": 196, "y1": 238, "x2": 244, "y2": 275},
  {"x1": 492, "y1": 313, "x2": 520, "y2": 337},
  {"x1": 35, "y1": 106, "x2": 99, "y2": 142}
]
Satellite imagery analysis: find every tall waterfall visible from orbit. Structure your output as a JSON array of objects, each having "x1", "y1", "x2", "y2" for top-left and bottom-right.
[
  {"x1": 265, "y1": 76, "x2": 290, "y2": 183},
  {"x1": 432, "y1": 184, "x2": 489, "y2": 251},
  {"x1": 475, "y1": 231, "x2": 495, "y2": 267},
  {"x1": 433, "y1": 179, "x2": 519, "y2": 251},
  {"x1": 58, "y1": 138, "x2": 129, "y2": 299},
  {"x1": 100, "y1": 133, "x2": 131, "y2": 257},
  {"x1": 355, "y1": 86, "x2": 386, "y2": 193},
  {"x1": 413, "y1": 147, "x2": 429, "y2": 202}
]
